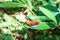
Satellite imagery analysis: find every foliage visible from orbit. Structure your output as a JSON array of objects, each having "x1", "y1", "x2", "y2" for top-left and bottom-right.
[{"x1": 0, "y1": 0, "x2": 60, "y2": 40}]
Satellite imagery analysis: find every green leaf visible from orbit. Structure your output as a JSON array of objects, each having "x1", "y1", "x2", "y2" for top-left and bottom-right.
[
  {"x1": 30, "y1": 22, "x2": 51, "y2": 30},
  {"x1": 0, "y1": 2, "x2": 25, "y2": 8},
  {"x1": 39, "y1": 7, "x2": 57, "y2": 24},
  {"x1": 3, "y1": 14, "x2": 16, "y2": 26},
  {"x1": 3, "y1": 14, "x2": 24, "y2": 27},
  {"x1": 29, "y1": 16, "x2": 52, "y2": 21}
]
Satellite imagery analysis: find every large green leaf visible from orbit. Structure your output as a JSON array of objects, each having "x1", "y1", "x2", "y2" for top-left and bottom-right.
[
  {"x1": 0, "y1": 2, "x2": 25, "y2": 8},
  {"x1": 39, "y1": 7, "x2": 57, "y2": 24},
  {"x1": 29, "y1": 16, "x2": 52, "y2": 21},
  {"x1": 30, "y1": 22, "x2": 51, "y2": 30}
]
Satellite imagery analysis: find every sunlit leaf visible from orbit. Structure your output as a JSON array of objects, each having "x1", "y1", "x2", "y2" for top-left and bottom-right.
[
  {"x1": 30, "y1": 22, "x2": 51, "y2": 30},
  {"x1": 39, "y1": 7, "x2": 57, "y2": 24},
  {"x1": 0, "y1": 2, "x2": 25, "y2": 8},
  {"x1": 29, "y1": 16, "x2": 52, "y2": 21},
  {"x1": 3, "y1": 14, "x2": 16, "y2": 25}
]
